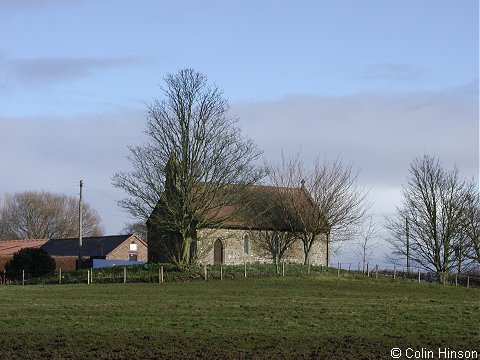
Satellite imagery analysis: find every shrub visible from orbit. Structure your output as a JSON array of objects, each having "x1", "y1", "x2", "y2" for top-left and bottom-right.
[{"x1": 5, "y1": 248, "x2": 56, "y2": 279}]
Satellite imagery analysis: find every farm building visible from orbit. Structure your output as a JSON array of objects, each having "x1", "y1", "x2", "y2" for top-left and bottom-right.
[
  {"x1": 0, "y1": 239, "x2": 48, "y2": 271},
  {"x1": 147, "y1": 181, "x2": 327, "y2": 266},
  {"x1": 41, "y1": 234, "x2": 147, "y2": 271},
  {"x1": 0, "y1": 234, "x2": 147, "y2": 272}
]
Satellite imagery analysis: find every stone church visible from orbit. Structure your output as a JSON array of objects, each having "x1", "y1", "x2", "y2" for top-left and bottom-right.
[{"x1": 147, "y1": 180, "x2": 327, "y2": 266}]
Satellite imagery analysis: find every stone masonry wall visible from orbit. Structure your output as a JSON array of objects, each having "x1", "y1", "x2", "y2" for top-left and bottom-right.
[{"x1": 196, "y1": 228, "x2": 327, "y2": 265}]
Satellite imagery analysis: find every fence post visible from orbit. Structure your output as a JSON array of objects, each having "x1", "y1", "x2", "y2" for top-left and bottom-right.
[
  {"x1": 455, "y1": 273, "x2": 458, "y2": 287},
  {"x1": 59, "y1": 268, "x2": 62, "y2": 284},
  {"x1": 393, "y1": 265, "x2": 396, "y2": 280},
  {"x1": 220, "y1": 265, "x2": 223, "y2": 281},
  {"x1": 160, "y1": 266, "x2": 164, "y2": 283},
  {"x1": 244, "y1": 261, "x2": 247, "y2": 278},
  {"x1": 22, "y1": 269, "x2": 25, "y2": 286},
  {"x1": 123, "y1": 267, "x2": 126, "y2": 284},
  {"x1": 90, "y1": 268, "x2": 93, "y2": 284},
  {"x1": 367, "y1": 263, "x2": 370, "y2": 277},
  {"x1": 467, "y1": 276, "x2": 470, "y2": 288},
  {"x1": 418, "y1": 269, "x2": 421, "y2": 283},
  {"x1": 204, "y1": 264, "x2": 207, "y2": 281},
  {"x1": 282, "y1": 261, "x2": 285, "y2": 277},
  {"x1": 337, "y1": 262, "x2": 340, "y2": 277},
  {"x1": 308, "y1": 260, "x2": 311, "y2": 275},
  {"x1": 87, "y1": 270, "x2": 90, "y2": 285}
]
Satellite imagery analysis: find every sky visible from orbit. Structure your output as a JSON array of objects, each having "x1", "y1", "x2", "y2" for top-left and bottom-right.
[{"x1": 0, "y1": 0, "x2": 478, "y2": 266}]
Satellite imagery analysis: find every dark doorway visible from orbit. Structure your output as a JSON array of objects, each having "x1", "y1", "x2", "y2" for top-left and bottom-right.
[{"x1": 214, "y1": 239, "x2": 223, "y2": 265}]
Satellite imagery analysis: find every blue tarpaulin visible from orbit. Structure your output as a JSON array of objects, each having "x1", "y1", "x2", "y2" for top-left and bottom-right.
[{"x1": 92, "y1": 259, "x2": 146, "y2": 268}]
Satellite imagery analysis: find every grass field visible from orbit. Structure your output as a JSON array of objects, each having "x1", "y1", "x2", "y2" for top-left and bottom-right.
[{"x1": 1, "y1": 275, "x2": 478, "y2": 359}]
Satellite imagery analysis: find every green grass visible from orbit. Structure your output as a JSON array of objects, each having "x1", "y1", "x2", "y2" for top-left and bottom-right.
[{"x1": 0, "y1": 275, "x2": 478, "y2": 359}]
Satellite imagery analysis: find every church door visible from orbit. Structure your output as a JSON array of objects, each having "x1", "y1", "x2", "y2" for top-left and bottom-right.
[{"x1": 214, "y1": 239, "x2": 223, "y2": 265}]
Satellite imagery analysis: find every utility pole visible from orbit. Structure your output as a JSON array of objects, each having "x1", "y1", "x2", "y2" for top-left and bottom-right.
[
  {"x1": 78, "y1": 180, "x2": 83, "y2": 269},
  {"x1": 406, "y1": 217, "x2": 410, "y2": 274}
]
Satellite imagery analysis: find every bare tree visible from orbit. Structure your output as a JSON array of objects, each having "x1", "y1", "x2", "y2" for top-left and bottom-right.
[
  {"x1": 252, "y1": 230, "x2": 297, "y2": 270},
  {"x1": 462, "y1": 191, "x2": 480, "y2": 266},
  {"x1": 267, "y1": 153, "x2": 368, "y2": 265},
  {"x1": 113, "y1": 69, "x2": 263, "y2": 269},
  {"x1": 121, "y1": 221, "x2": 147, "y2": 241},
  {"x1": 0, "y1": 191, "x2": 104, "y2": 240},
  {"x1": 387, "y1": 155, "x2": 476, "y2": 282},
  {"x1": 354, "y1": 214, "x2": 379, "y2": 272}
]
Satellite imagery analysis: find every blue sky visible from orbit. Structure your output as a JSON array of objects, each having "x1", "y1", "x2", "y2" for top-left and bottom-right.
[{"x1": 0, "y1": 0, "x2": 478, "y2": 265}]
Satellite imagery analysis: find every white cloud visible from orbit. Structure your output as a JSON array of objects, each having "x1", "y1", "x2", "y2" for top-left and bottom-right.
[
  {"x1": 357, "y1": 63, "x2": 425, "y2": 82},
  {"x1": 233, "y1": 83, "x2": 478, "y2": 194},
  {"x1": 8, "y1": 56, "x2": 153, "y2": 84}
]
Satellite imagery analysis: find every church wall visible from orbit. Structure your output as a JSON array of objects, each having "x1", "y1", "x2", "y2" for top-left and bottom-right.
[{"x1": 196, "y1": 228, "x2": 327, "y2": 266}]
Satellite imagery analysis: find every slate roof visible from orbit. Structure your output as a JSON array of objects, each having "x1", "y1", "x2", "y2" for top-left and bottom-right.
[
  {"x1": 41, "y1": 234, "x2": 134, "y2": 257},
  {"x1": 0, "y1": 239, "x2": 49, "y2": 255}
]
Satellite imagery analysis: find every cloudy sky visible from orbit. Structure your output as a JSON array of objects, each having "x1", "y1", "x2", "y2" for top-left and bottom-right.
[{"x1": 0, "y1": 1, "x2": 478, "y2": 265}]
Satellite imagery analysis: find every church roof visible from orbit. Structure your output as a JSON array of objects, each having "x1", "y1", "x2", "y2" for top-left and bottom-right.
[
  {"x1": 150, "y1": 183, "x2": 316, "y2": 232},
  {"x1": 213, "y1": 184, "x2": 315, "y2": 231}
]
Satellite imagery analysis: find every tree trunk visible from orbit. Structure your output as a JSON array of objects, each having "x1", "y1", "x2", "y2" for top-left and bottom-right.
[
  {"x1": 326, "y1": 231, "x2": 330, "y2": 266},
  {"x1": 178, "y1": 235, "x2": 192, "y2": 270},
  {"x1": 303, "y1": 242, "x2": 310, "y2": 265}
]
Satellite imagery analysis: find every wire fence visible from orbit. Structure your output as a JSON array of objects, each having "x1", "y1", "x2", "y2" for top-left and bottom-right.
[{"x1": 1, "y1": 262, "x2": 479, "y2": 288}]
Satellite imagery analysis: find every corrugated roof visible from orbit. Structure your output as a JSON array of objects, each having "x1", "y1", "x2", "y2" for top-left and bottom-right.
[
  {"x1": 41, "y1": 235, "x2": 134, "y2": 257},
  {"x1": 0, "y1": 239, "x2": 49, "y2": 255}
]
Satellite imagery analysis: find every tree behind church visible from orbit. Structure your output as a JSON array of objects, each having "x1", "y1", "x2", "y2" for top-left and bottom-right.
[{"x1": 113, "y1": 69, "x2": 263, "y2": 269}]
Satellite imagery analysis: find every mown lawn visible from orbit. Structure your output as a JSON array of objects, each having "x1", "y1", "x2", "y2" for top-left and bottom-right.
[{"x1": 0, "y1": 275, "x2": 478, "y2": 359}]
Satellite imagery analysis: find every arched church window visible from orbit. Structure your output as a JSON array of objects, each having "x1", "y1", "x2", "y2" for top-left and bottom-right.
[{"x1": 243, "y1": 233, "x2": 249, "y2": 254}]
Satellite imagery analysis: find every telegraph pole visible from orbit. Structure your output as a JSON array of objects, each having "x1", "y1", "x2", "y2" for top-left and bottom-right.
[{"x1": 78, "y1": 180, "x2": 83, "y2": 269}]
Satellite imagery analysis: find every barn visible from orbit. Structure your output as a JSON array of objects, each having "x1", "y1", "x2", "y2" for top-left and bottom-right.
[
  {"x1": 41, "y1": 234, "x2": 147, "y2": 271},
  {"x1": 0, "y1": 234, "x2": 147, "y2": 272}
]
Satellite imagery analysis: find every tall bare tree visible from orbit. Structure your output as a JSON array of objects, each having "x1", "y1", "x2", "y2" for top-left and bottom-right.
[
  {"x1": 354, "y1": 214, "x2": 379, "y2": 272},
  {"x1": 0, "y1": 191, "x2": 104, "y2": 240},
  {"x1": 387, "y1": 155, "x2": 476, "y2": 281},
  {"x1": 113, "y1": 69, "x2": 263, "y2": 269},
  {"x1": 462, "y1": 191, "x2": 480, "y2": 266},
  {"x1": 267, "y1": 153, "x2": 368, "y2": 265}
]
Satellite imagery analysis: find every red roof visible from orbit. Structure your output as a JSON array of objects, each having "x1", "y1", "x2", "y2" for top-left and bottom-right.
[{"x1": 0, "y1": 239, "x2": 48, "y2": 255}]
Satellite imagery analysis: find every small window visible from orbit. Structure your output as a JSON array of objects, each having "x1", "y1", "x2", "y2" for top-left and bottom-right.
[
  {"x1": 243, "y1": 233, "x2": 249, "y2": 255},
  {"x1": 129, "y1": 243, "x2": 138, "y2": 251},
  {"x1": 129, "y1": 254, "x2": 138, "y2": 261}
]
